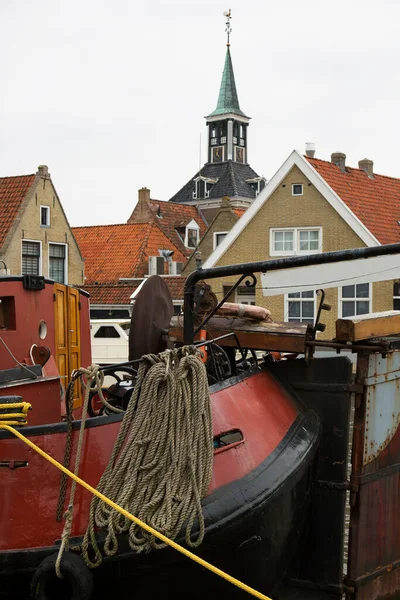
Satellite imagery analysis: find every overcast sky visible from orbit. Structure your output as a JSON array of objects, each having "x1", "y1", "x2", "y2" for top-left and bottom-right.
[{"x1": 1, "y1": 0, "x2": 400, "y2": 226}]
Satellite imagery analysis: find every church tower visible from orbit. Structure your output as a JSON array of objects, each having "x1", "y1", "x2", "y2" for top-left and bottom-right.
[
  {"x1": 206, "y1": 12, "x2": 250, "y2": 166},
  {"x1": 169, "y1": 11, "x2": 265, "y2": 218}
]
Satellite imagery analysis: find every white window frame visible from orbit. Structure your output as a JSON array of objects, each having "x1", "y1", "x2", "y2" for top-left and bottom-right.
[
  {"x1": 192, "y1": 176, "x2": 216, "y2": 200},
  {"x1": 338, "y1": 282, "x2": 372, "y2": 318},
  {"x1": 40, "y1": 205, "x2": 50, "y2": 227},
  {"x1": 235, "y1": 285, "x2": 256, "y2": 305},
  {"x1": 292, "y1": 183, "x2": 303, "y2": 196},
  {"x1": 213, "y1": 231, "x2": 229, "y2": 250},
  {"x1": 21, "y1": 239, "x2": 42, "y2": 276},
  {"x1": 285, "y1": 290, "x2": 316, "y2": 324},
  {"x1": 185, "y1": 219, "x2": 200, "y2": 249},
  {"x1": 48, "y1": 242, "x2": 68, "y2": 284},
  {"x1": 270, "y1": 227, "x2": 322, "y2": 257}
]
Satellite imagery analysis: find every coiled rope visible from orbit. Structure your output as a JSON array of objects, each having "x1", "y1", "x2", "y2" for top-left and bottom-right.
[
  {"x1": 0, "y1": 401, "x2": 32, "y2": 425},
  {"x1": 81, "y1": 346, "x2": 213, "y2": 568}
]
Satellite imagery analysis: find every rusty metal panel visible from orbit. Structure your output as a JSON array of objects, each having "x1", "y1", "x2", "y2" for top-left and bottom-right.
[
  {"x1": 347, "y1": 349, "x2": 400, "y2": 600},
  {"x1": 363, "y1": 351, "x2": 400, "y2": 465}
]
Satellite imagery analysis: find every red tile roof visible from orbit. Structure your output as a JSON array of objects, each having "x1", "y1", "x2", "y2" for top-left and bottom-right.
[
  {"x1": 72, "y1": 222, "x2": 187, "y2": 284},
  {"x1": 0, "y1": 174, "x2": 35, "y2": 246},
  {"x1": 135, "y1": 199, "x2": 207, "y2": 257},
  {"x1": 82, "y1": 283, "x2": 140, "y2": 305},
  {"x1": 82, "y1": 276, "x2": 185, "y2": 305},
  {"x1": 307, "y1": 157, "x2": 400, "y2": 244}
]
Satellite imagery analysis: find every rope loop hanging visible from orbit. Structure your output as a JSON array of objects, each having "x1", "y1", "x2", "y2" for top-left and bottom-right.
[{"x1": 81, "y1": 345, "x2": 213, "y2": 568}]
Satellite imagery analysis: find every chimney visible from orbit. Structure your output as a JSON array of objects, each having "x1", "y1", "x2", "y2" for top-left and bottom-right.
[
  {"x1": 358, "y1": 158, "x2": 374, "y2": 178},
  {"x1": 36, "y1": 165, "x2": 49, "y2": 176},
  {"x1": 305, "y1": 142, "x2": 315, "y2": 158},
  {"x1": 138, "y1": 187, "x2": 150, "y2": 205},
  {"x1": 331, "y1": 152, "x2": 346, "y2": 173},
  {"x1": 127, "y1": 188, "x2": 152, "y2": 224}
]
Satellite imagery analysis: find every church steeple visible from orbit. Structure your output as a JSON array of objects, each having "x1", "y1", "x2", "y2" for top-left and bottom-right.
[
  {"x1": 206, "y1": 10, "x2": 250, "y2": 165},
  {"x1": 169, "y1": 10, "x2": 265, "y2": 211},
  {"x1": 207, "y1": 47, "x2": 248, "y2": 120}
]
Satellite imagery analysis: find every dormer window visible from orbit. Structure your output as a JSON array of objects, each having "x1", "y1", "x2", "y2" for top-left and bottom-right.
[
  {"x1": 193, "y1": 176, "x2": 217, "y2": 200},
  {"x1": 245, "y1": 177, "x2": 266, "y2": 196},
  {"x1": 187, "y1": 229, "x2": 198, "y2": 248},
  {"x1": 185, "y1": 219, "x2": 200, "y2": 249}
]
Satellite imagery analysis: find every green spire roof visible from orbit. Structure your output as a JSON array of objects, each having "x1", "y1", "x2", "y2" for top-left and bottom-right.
[{"x1": 207, "y1": 47, "x2": 248, "y2": 119}]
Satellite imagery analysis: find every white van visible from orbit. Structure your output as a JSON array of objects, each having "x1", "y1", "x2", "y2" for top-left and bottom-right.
[{"x1": 90, "y1": 319, "x2": 130, "y2": 366}]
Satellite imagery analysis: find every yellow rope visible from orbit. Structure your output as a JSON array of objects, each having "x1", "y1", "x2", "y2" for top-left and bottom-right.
[
  {"x1": 0, "y1": 402, "x2": 31, "y2": 412},
  {"x1": 0, "y1": 423, "x2": 273, "y2": 600},
  {"x1": 0, "y1": 401, "x2": 31, "y2": 425}
]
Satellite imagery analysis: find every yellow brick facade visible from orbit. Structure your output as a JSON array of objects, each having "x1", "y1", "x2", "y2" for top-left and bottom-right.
[
  {"x1": 183, "y1": 198, "x2": 239, "y2": 275},
  {"x1": 1, "y1": 171, "x2": 84, "y2": 286},
  {"x1": 209, "y1": 165, "x2": 394, "y2": 338}
]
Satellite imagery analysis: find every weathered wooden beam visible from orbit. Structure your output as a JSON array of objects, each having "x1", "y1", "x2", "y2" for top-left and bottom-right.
[
  {"x1": 336, "y1": 310, "x2": 400, "y2": 342},
  {"x1": 169, "y1": 316, "x2": 311, "y2": 353}
]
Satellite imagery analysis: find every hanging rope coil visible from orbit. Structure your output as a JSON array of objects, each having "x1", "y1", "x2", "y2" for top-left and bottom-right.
[{"x1": 81, "y1": 346, "x2": 213, "y2": 568}]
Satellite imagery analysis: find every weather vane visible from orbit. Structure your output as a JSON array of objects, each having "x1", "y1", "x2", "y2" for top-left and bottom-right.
[{"x1": 223, "y1": 9, "x2": 232, "y2": 46}]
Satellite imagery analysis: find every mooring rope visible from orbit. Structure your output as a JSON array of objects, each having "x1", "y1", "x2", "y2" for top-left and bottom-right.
[
  {"x1": 81, "y1": 346, "x2": 213, "y2": 568},
  {"x1": 56, "y1": 365, "x2": 123, "y2": 522},
  {"x1": 56, "y1": 364, "x2": 105, "y2": 577}
]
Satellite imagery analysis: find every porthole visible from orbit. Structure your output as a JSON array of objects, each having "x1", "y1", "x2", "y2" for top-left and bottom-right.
[{"x1": 39, "y1": 320, "x2": 47, "y2": 340}]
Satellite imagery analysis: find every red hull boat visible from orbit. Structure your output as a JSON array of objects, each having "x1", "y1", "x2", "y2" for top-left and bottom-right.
[{"x1": 1, "y1": 244, "x2": 400, "y2": 600}]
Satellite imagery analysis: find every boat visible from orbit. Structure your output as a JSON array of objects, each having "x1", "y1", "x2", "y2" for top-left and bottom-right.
[{"x1": 1, "y1": 244, "x2": 400, "y2": 600}]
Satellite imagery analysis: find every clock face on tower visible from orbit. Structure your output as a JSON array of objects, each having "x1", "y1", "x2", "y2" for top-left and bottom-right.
[{"x1": 213, "y1": 146, "x2": 223, "y2": 163}]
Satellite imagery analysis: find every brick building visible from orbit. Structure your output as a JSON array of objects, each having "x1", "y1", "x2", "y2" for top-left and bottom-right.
[
  {"x1": 73, "y1": 192, "x2": 207, "y2": 318},
  {"x1": 0, "y1": 165, "x2": 83, "y2": 285},
  {"x1": 202, "y1": 149, "x2": 400, "y2": 338}
]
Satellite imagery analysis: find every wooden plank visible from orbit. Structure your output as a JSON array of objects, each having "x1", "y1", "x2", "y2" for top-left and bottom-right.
[
  {"x1": 336, "y1": 310, "x2": 400, "y2": 342},
  {"x1": 169, "y1": 316, "x2": 310, "y2": 353}
]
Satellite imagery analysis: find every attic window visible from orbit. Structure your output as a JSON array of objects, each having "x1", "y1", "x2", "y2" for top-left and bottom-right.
[
  {"x1": 40, "y1": 206, "x2": 50, "y2": 227},
  {"x1": 214, "y1": 232, "x2": 228, "y2": 249},
  {"x1": 187, "y1": 228, "x2": 198, "y2": 248},
  {"x1": 292, "y1": 184, "x2": 303, "y2": 196}
]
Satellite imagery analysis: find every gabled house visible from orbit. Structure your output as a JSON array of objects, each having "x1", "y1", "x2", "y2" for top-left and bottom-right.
[
  {"x1": 182, "y1": 196, "x2": 245, "y2": 274},
  {"x1": 0, "y1": 165, "x2": 83, "y2": 285},
  {"x1": 202, "y1": 149, "x2": 400, "y2": 338},
  {"x1": 128, "y1": 187, "x2": 207, "y2": 264},
  {"x1": 72, "y1": 220, "x2": 188, "y2": 318}
]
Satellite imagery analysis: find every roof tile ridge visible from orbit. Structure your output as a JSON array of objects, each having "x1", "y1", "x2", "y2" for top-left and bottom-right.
[
  {"x1": 72, "y1": 222, "x2": 142, "y2": 230},
  {"x1": 307, "y1": 155, "x2": 400, "y2": 182},
  {"x1": 228, "y1": 160, "x2": 239, "y2": 196},
  {"x1": 0, "y1": 173, "x2": 36, "y2": 181}
]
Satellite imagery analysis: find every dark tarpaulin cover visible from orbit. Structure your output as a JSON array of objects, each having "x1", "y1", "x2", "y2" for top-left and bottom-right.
[{"x1": 129, "y1": 275, "x2": 174, "y2": 361}]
